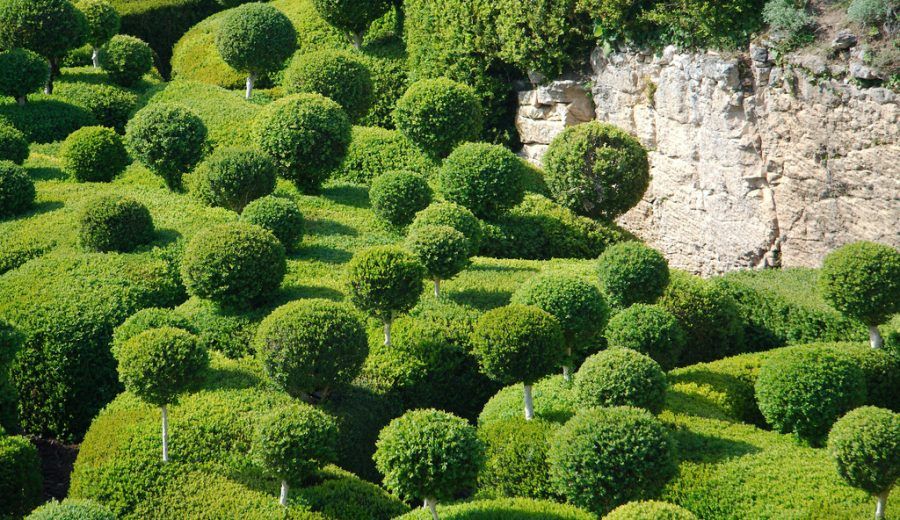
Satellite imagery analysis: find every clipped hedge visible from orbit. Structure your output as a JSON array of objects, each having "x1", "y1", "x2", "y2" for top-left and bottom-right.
[
  {"x1": 479, "y1": 374, "x2": 578, "y2": 426},
  {"x1": 54, "y1": 80, "x2": 139, "y2": 133},
  {"x1": 60, "y1": 126, "x2": 129, "y2": 183},
  {"x1": 0, "y1": 433, "x2": 42, "y2": 519},
  {"x1": 478, "y1": 417, "x2": 560, "y2": 500},
  {"x1": 240, "y1": 195, "x2": 305, "y2": 251},
  {"x1": 0, "y1": 96, "x2": 97, "y2": 143},
  {"x1": 394, "y1": 497, "x2": 593, "y2": 519},
  {"x1": 332, "y1": 126, "x2": 433, "y2": 185},
  {"x1": 78, "y1": 195, "x2": 155, "y2": 252}
]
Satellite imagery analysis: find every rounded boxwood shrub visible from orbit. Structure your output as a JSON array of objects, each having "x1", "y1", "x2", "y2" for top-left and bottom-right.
[
  {"x1": 410, "y1": 201, "x2": 483, "y2": 255},
  {"x1": 26, "y1": 498, "x2": 116, "y2": 520},
  {"x1": 78, "y1": 195, "x2": 154, "y2": 252},
  {"x1": 333, "y1": 126, "x2": 434, "y2": 184},
  {"x1": 98, "y1": 34, "x2": 153, "y2": 86},
  {"x1": 125, "y1": 103, "x2": 207, "y2": 191},
  {"x1": 240, "y1": 195, "x2": 305, "y2": 251},
  {"x1": 0, "y1": 48, "x2": 48, "y2": 104},
  {"x1": 0, "y1": 123, "x2": 28, "y2": 165},
  {"x1": 841, "y1": 344, "x2": 900, "y2": 412},
  {"x1": 438, "y1": 142, "x2": 527, "y2": 220},
  {"x1": 54, "y1": 81, "x2": 138, "y2": 133},
  {"x1": 59, "y1": 126, "x2": 129, "y2": 182},
  {"x1": 605, "y1": 501, "x2": 698, "y2": 520},
  {"x1": 0, "y1": 160, "x2": 35, "y2": 218},
  {"x1": 547, "y1": 406, "x2": 675, "y2": 515},
  {"x1": 405, "y1": 224, "x2": 471, "y2": 296},
  {"x1": 370, "y1": 170, "x2": 432, "y2": 228},
  {"x1": 394, "y1": 498, "x2": 593, "y2": 519},
  {"x1": 394, "y1": 78, "x2": 483, "y2": 158},
  {"x1": 311, "y1": 0, "x2": 391, "y2": 45},
  {"x1": 187, "y1": 146, "x2": 277, "y2": 213},
  {"x1": 755, "y1": 346, "x2": 867, "y2": 445},
  {"x1": 77, "y1": 0, "x2": 120, "y2": 55},
  {"x1": 112, "y1": 307, "x2": 194, "y2": 355},
  {"x1": 180, "y1": 222, "x2": 286, "y2": 308},
  {"x1": 543, "y1": 122, "x2": 650, "y2": 221},
  {"x1": 604, "y1": 304, "x2": 686, "y2": 370},
  {"x1": 573, "y1": 348, "x2": 667, "y2": 414},
  {"x1": 596, "y1": 241, "x2": 670, "y2": 308},
  {"x1": 0, "y1": 434, "x2": 42, "y2": 519},
  {"x1": 346, "y1": 246, "x2": 425, "y2": 335},
  {"x1": 256, "y1": 299, "x2": 368, "y2": 399},
  {"x1": 284, "y1": 50, "x2": 374, "y2": 122},
  {"x1": 478, "y1": 417, "x2": 560, "y2": 500},
  {"x1": 253, "y1": 93, "x2": 351, "y2": 193}
]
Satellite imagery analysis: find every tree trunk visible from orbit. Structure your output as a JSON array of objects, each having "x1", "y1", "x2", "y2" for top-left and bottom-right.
[
  {"x1": 562, "y1": 365, "x2": 571, "y2": 381},
  {"x1": 433, "y1": 279, "x2": 441, "y2": 298},
  {"x1": 424, "y1": 497, "x2": 439, "y2": 520},
  {"x1": 161, "y1": 404, "x2": 169, "y2": 462},
  {"x1": 869, "y1": 325, "x2": 884, "y2": 349},
  {"x1": 875, "y1": 490, "x2": 888, "y2": 519},
  {"x1": 523, "y1": 384, "x2": 534, "y2": 420},
  {"x1": 16, "y1": 96, "x2": 26, "y2": 106},
  {"x1": 384, "y1": 320, "x2": 392, "y2": 346},
  {"x1": 45, "y1": 59, "x2": 59, "y2": 95},
  {"x1": 92, "y1": 47, "x2": 100, "y2": 68},
  {"x1": 280, "y1": 480, "x2": 289, "y2": 506},
  {"x1": 245, "y1": 73, "x2": 256, "y2": 100},
  {"x1": 351, "y1": 32, "x2": 363, "y2": 50}
]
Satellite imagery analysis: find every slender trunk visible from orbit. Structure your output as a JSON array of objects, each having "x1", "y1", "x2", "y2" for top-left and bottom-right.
[
  {"x1": 45, "y1": 60, "x2": 57, "y2": 95},
  {"x1": 875, "y1": 490, "x2": 888, "y2": 520},
  {"x1": 523, "y1": 384, "x2": 534, "y2": 420},
  {"x1": 351, "y1": 32, "x2": 363, "y2": 50},
  {"x1": 384, "y1": 320, "x2": 392, "y2": 346},
  {"x1": 245, "y1": 73, "x2": 256, "y2": 100},
  {"x1": 161, "y1": 404, "x2": 169, "y2": 462},
  {"x1": 869, "y1": 325, "x2": 884, "y2": 349},
  {"x1": 433, "y1": 279, "x2": 441, "y2": 298},
  {"x1": 280, "y1": 480, "x2": 289, "y2": 506},
  {"x1": 16, "y1": 96, "x2": 26, "y2": 106},
  {"x1": 562, "y1": 365, "x2": 571, "y2": 381},
  {"x1": 92, "y1": 47, "x2": 100, "y2": 68},
  {"x1": 424, "y1": 497, "x2": 439, "y2": 520}
]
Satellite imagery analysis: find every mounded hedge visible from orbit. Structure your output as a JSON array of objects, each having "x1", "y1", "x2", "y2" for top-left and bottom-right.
[
  {"x1": 0, "y1": 48, "x2": 49, "y2": 103},
  {"x1": 332, "y1": 126, "x2": 433, "y2": 184},
  {"x1": 409, "y1": 202, "x2": 483, "y2": 256},
  {"x1": 477, "y1": 417, "x2": 560, "y2": 500},
  {"x1": 394, "y1": 497, "x2": 593, "y2": 519},
  {"x1": 479, "y1": 374, "x2": 578, "y2": 426},
  {"x1": 98, "y1": 34, "x2": 154, "y2": 86},
  {"x1": 604, "y1": 501, "x2": 698, "y2": 520},
  {"x1": 54, "y1": 80, "x2": 139, "y2": 133},
  {"x1": 370, "y1": 171, "x2": 432, "y2": 228},
  {"x1": 125, "y1": 102, "x2": 208, "y2": 190},
  {"x1": 186, "y1": 146, "x2": 277, "y2": 213},
  {"x1": 0, "y1": 123, "x2": 28, "y2": 165},
  {"x1": 26, "y1": 498, "x2": 116, "y2": 520},
  {"x1": 573, "y1": 348, "x2": 668, "y2": 414},
  {"x1": 79, "y1": 195, "x2": 155, "y2": 252},
  {"x1": 827, "y1": 406, "x2": 899, "y2": 498},
  {"x1": 60, "y1": 126, "x2": 129, "y2": 182},
  {"x1": 596, "y1": 241, "x2": 670, "y2": 308},
  {"x1": 0, "y1": 97, "x2": 98, "y2": 143},
  {"x1": 0, "y1": 433, "x2": 42, "y2": 519}
]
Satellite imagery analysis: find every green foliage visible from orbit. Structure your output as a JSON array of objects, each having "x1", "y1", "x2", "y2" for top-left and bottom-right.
[
  {"x1": 252, "y1": 93, "x2": 351, "y2": 193},
  {"x1": 605, "y1": 304, "x2": 686, "y2": 370},
  {"x1": 346, "y1": 246, "x2": 424, "y2": 323},
  {"x1": 605, "y1": 501, "x2": 698, "y2": 520},
  {"x1": 641, "y1": 0, "x2": 764, "y2": 50},
  {"x1": 0, "y1": 434, "x2": 42, "y2": 519},
  {"x1": 176, "y1": 297, "x2": 262, "y2": 358},
  {"x1": 0, "y1": 0, "x2": 87, "y2": 61},
  {"x1": 763, "y1": 0, "x2": 813, "y2": 36},
  {"x1": 597, "y1": 241, "x2": 670, "y2": 308},
  {"x1": 819, "y1": 241, "x2": 900, "y2": 326},
  {"x1": 181, "y1": 222, "x2": 286, "y2": 308},
  {"x1": 548, "y1": 406, "x2": 675, "y2": 515},
  {"x1": 99, "y1": 34, "x2": 154, "y2": 86},
  {"x1": 294, "y1": 475, "x2": 410, "y2": 519},
  {"x1": 112, "y1": 307, "x2": 194, "y2": 355},
  {"x1": 370, "y1": 171, "x2": 432, "y2": 228},
  {"x1": 0, "y1": 48, "x2": 49, "y2": 102},
  {"x1": 79, "y1": 195, "x2": 154, "y2": 252},
  {"x1": 405, "y1": 225, "x2": 471, "y2": 283},
  {"x1": 284, "y1": 50, "x2": 373, "y2": 121},
  {"x1": 54, "y1": 81, "x2": 139, "y2": 133},
  {"x1": 0, "y1": 160, "x2": 34, "y2": 218},
  {"x1": 240, "y1": 195, "x2": 304, "y2": 251},
  {"x1": 472, "y1": 305, "x2": 565, "y2": 385},
  {"x1": 827, "y1": 406, "x2": 899, "y2": 495},
  {"x1": 126, "y1": 102, "x2": 208, "y2": 190},
  {"x1": 253, "y1": 402, "x2": 338, "y2": 485},
  {"x1": 574, "y1": 348, "x2": 667, "y2": 413},
  {"x1": 310, "y1": 0, "x2": 391, "y2": 39},
  {"x1": 394, "y1": 498, "x2": 593, "y2": 519},
  {"x1": 0, "y1": 97, "x2": 97, "y2": 143},
  {"x1": 187, "y1": 146, "x2": 276, "y2": 212},
  {"x1": 332, "y1": 126, "x2": 433, "y2": 184},
  {"x1": 60, "y1": 126, "x2": 129, "y2": 182},
  {"x1": 438, "y1": 142, "x2": 527, "y2": 220},
  {"x1": 478, "y1": 417, "x2": 560, "y2": 500},
  {"x1": 410, "y1": 202, "x2": 483, "y2": 255},
  {"x1": 256, "y1": 299, "x2": 367, "y2": 398},
  {"x1": 115, "y1": 327, "x2": 208, "y2": 407},
  {"x1": 215, "y1": 2, "x2": 296, "y2": 76},
  {"x1": 847, "y1": 0, "x2": 893, "y2": 26},
  {"x1": 77, "y1": 0, "x2": 120, "y2": 48},
  {"x1": 394, "y1": 78, "x2": 483, "y2": 158},
  {"x1": 26, "y1": 499, "x2": 116, "y2": 520},
  {"x1": 374, "y1": 409, "x2": 484, "y2": 501},
  {"x1": 543, "y1": 122, "x2": 649, "y2": 221}
]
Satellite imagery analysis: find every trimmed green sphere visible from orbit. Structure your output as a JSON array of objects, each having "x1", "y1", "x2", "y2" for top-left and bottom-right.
[
  {"x1": 26, "y1": 498, "x2": 116, "y2": 520},
  {"x1": 187, "y1": 146, "x2": 276, "y2": 213},
  {"x1": 333, "y1": 126, "x2": 433, "y2": 185},
  {"x1": 311, "y1": 0, "x2": 391, "y2": 36},
  {"x1": 78, "y1": 195, "x2": 154, "y2": 252},
  {"x1": 573, "y1": 348, "x2": 667, "y2": 414},
  {"x1": 240, "y1": 195, "x2": 304, "y2": 251},
  {"x1": 819, "y1": 241, "x2": 900, "y2": 326},
  {"x1": 99, "y1": 34, "x2": 153, "y2": 86},
  {"x1": 125, "y1": 103, "x2": 207, "y2": 191},
  {"x1": 60, "y1": 126, "x2": 128, "y2": 182},
  {"x1": 405, "y1": 225, "x2": 471, "y2": 282},
  {"x1": 410, "y1": 202, "x2": 483, "y2": 255},
  {"x1": 0, "y1": 123, "x2": 29, "y2": 165},
  {"x1": 112, "y1": 307, "x2": 193, "y2": 355},
  {"x1": 394, "y1": 78, "x2": 483, "y2": 158},
  {"x1": 76, "y1": 0, "x2": 119, "y2": 48},
  {"x1": 370, "y1": 170, "x2": 433, "y2": 228},
  {"x1": 0, "y1": 48, "x2": 49, "y2": 101},
  {"x1": 597, "y1": 241, "x2": 670, "y2": 308},
  {"x1": 438, "y1": 142, "x2": 527, "y2": 220},
  {"x1": 347, "y1": 246, "x2": 425, "y2": 323},
  {"x1": 0, "y1": 434, "x2": 42, "y2": 518},
  {"x1": 253, "y1": 402, "x2": 338, "y2": 485},
  {"x1": 216, "y1": 2, "x2": 296, "y2": 76},
  {"x1": 604, "y1": 304, "x2": 685, "y2": 370},
  {"x1": 0, "y1": 0, "x2": 88, "y2": 60},
  {"x1": 284, "y1": 50, "x2": 374, "y2": 122},
  {"x1": 0, "y1": 160, "x2": 34, "y2": 217},
  {"x1": 827, "y1": 406, "x2": 899, "y2": 495},
  {"x1": 605, "y1": 501, "x2": 698, "y2": 520}
]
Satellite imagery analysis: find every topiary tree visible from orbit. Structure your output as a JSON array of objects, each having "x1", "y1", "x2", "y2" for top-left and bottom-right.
[
  {"x1": 347, "y1": 246, "x2": 425, "y2": 345},
  {"x1": 114, "y1": 327, "x2": 209, "y2": 462},
  {"x1": 255, "y1": 299, "x2": 368, "y2": 401},
  {"x1": 310, "y1": 0, "x2": 392, "y2": 48},
  {"x1": 394, "y1": 78, "x2": 483, "y2": 159},
  {"x1": 0, "y1": 48, "x2": 49, "y2": 104},
  {"x1": 604, "y1": 304, "x2": 686, "y2": 370},
  {"x1": 438, "y1": 142, "x2": 527, "y2": 220},
  {"x1": 0, "y1": 123, "x2": 28, "y2": 164},
  {"x1": 180, "y1": 222, "x2": 286, "y2": 308},
  {"x1": 405, "y1": 225, "x2": 471, "y2": 297},
  {"x1": 187, "y1": 146, "x2": 276, "y2": 212},
  {"x1": 241, "y1": 195, "x2": 305, "y2": 252},
  {"x1": 0, "y1": 160, "x2": 34, "y2": 218},
  {"x1": 0, "y1": 0, "x2": 87, "y2": 94},
  {"x1": 216, "y1": 3, "x2": 296, "y2": 99},
  {"x1": 126, "y1": 103, "x2": 207, "y2": 191},
  {"x1": 98, "y1": 34, "x2": 153, "y2": 86},
  {"x1": 26, "y1": 498, "x2": 116, "y2": 520},
  {"x1": 370, "y1": 171, "x2": 433, "y2": 228},
  {"x1": 410, "y1": 202, "x2": 484, "y2": 255},
  {"x1": 472, "y1": 305, "x2": 565, "y2": 420},
  {"x1": 755, "y1": 346, "x2": 867, "y2": 446},
  {"x1": 374, "y1": 409, "x2": 484, "y2": 520},
  {"x1": 59, "y1": 126, "x2": 128, "y2": 182},
  {"x1": 253, "y1": 402, "x2": 339, "y2": 506},
  {"x1": 79, "y1": 195, "x2": 154, "y2": 252},
  {"x1": 604, "y1": 501, "x2": 698, "y2": 520},
  {"x1": 543, "y1": 122, "x2": 649, "y2": 221},
  {"x1": 547, "y1": 406, "x2": 676, "y2": 515},
  {"x1": 252, "y1": 93, "x2": 351, "y2": 193},
  {"x1": 819, "y1": 241, "x2": 900, "y2": 349},
  {"x1": 827, "y1": 406, "x2": 899, "y2": 520},
  {"x1": 112, "y1": 307, "x2": 193, "y2": 355},
  {"x1": 511, "y1": 273, "x2": 608, "y2": 379},
  {"x1": 283, "y1": 50, "x2": 374, "y2": 122},
  {"x1": 573, "y1": 348, "x2": 667, "y2": 413},
  {"x1": 75, "y1": 0, "x2": 119, "y2": 68},
  {"x1": 596, "y1": 241, "x2": 670, "y2": 308}
]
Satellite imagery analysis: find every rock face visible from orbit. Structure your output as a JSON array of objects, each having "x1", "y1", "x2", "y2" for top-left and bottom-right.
[{"x1": 517, "y1": 46, "x2": 900, "y2": 275}]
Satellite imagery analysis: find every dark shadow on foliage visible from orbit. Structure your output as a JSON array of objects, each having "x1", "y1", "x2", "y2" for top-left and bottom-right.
[
  {"x1": 296, "y1": 245, "x2": 353, "y2": 264},
  {"x1": 307, "y1": 218, "x2": 359, "y2": 237},
  {"x1": 27, "y1": 166, "x2": 68, "y2": 182},
  {"x1": 671, "y1": 427, "x2": 761, "y2": 464},
  {"x1": 321, "y1": 184, "x2": 370, "y2": 209},
  {"x1": 448, "y1": 288, "x2": 513, "y2": 311},
  {"x1": 1, "y1": 201, "x2": 64, "y2": 223},
  {"x1": 279, "y1": 284, "x2": 345, "y2": 302}
]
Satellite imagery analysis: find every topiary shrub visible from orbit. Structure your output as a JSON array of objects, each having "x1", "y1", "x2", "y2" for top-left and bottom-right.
[
  {"x1": 604, "y1": 304, "x2": 686, "y2": 370},
  {"x1": 410, "y1": 202, "x2": 483, "y2": 255},
  {"x1": 0, "y1": 160, "x2": 34, "y2": 218},
  {"x1": 76, "y1": 0, "x2": 120, "y2": 67},
  {"x1": 0, "y1": 433, "x2": 42, "y2": 519},
  {"x1": 26, "y1": 498, "x2": 116, "y2": 520},
  {"x1": 0, "y1": 48, "x2": 49, "y2": 104},
  {"x1": 126, "y1": 102, "x2": 208, "y2": 190},
  {"x1": 216, "y1": 2, "x2": 296, "y2": 98},
  {"x1": 187, "y1": 146, "x2": 276, "y2": 212},
  {"x1": 370, "y1": 170, "x2": 432, "y2": 228},
  {"x1": 98, "y1": 34, "x2": 154, "y2": 86},
  {"x1": 295, "y1": 472, "x2": 411, "y2": 519},
  {"x1": 596, "y1": 241, "x2": 670, "y2": 308},
  {"x1": 181, "y1": 222, "x2": 286, "y2": 308},
  {"x1": 0, "y1": 123, "x2": 28, "y2": 165},
  {"x1": 310, "y1": 0, "x2": 391, "y2": 48},
  {"x1": 394, "y1": 497, "x2": 593, "y2": 519},
  {"x1": 394, "y1": 78, "x2": 483, "y2": 159},
  {"x1": 573, "y1": 348, "x2": 667, "y2": 414},
  {"x1": 827, "y1": 406, "x2": 899, "y2": 520},
  {"x1": 543, "y1": 122, "x2": 649, "y2": 221},
  {"x1": 240, "y1": 195, "x2": 305, "y2": 251},
  {"x1": 405, "y1": 224, "x2": 471, "y2": 297},
  {"x1": 438, "y1": 142, "x2": 527, "y2": 220},
  {"x1": 176, "y1": 297, "x2": 265, "y2": 359},
  {"x1": 478, "y1": 417, "x2": 560, "y2": 500},
  {"x1": 840, "y1": 344, "x2": 900, "y2": 412},
  {"x1": 79, "y1": 195, "x2": 154, "y2": 252},
  {"x1": 374, "y1": 409, "x2": 484, "y2": 516},
  {"x1": 60, "y1": 126, "x2": 129, "y2": 182},
  {"x1": 604, "y1": 501, "x2": 698, "y2": 520},
  {"x1": 256, "y1": 299, "x2": 368, "y2": 400},
  {"x1": 54, "y1": 81, "x2": 138, "y2": 133},
  {"x1": 284, "y1": 50, "x2": 373, "y2": 121},
  {"x1": 112, "y1": 307, "x2": 194, "y2": 355},
  {"x1": 755, "y1": 345, "x2": 867, "y2": 446},
  {"x1": 332, "y1": 126, "x2": 433, "y2": 184},
  {"x1": 819, "y1": 241, "x2": 900, "y2": 349},
  {"x1": 253, "y1": 93, "x2": 351, "y2": 193},
  {"x1": 0, "y1": 97, "x2": 97, "y2": 143},
  {"x1": 547, "y1": 406, "x2": 675, "y2": 515}
]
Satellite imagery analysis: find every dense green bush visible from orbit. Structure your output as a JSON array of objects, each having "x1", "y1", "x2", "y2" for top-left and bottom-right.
[
  {"x1": 181, "y1": 222, "x2": 285, "y2": 308},
  {"x1": 395, "y1": 498, "x2": 593, "y2": 520},
  {"x1": 77, "y1": 0, "x2": 120, "y2": 59},
  {"x1": 26, "y1": 499, "x2": 116, "y2": 520},
  {"x1": 640, "y1": 0, "x2": 764, "y2": 50},
  {"x1": 0, "y1": 124, "x2": 28, "y2": 166},
  {"x1": 597, "y1": 241, "x2": 669, "y2": 308},
  {"x1": 0, "y1": 97, "x2": 97, "y2": 143},
  {"x1": 310, "y1": 0, "x2": 391, "y2": 46},
  {"x1": 0, "y1": 49, "x2": 49, "y2": 104},
  {"x1": 176, "y1": 297, "x2": 264, "y2": 359},
  {"x1": 54, "y1": 81, "x2": 139, "y2": 133},
  {"x1": 99, "y1": 34, "x2": 154, "y2": 86},
  {"x1": 478, "y1": 417, "x2": 560, "y2": 500},
  {"x1": 253, "y1": 93, "x2": 351, "y2": 193},
  {"x1": 604, "y1": 501, "x2": 698, "y2": 520},
  {"x1": 60, "y1": 126, "x2": 129, "y2": 182},
  {"x1": 605, "y1": 304, "x2": 686, "y2": 370},
  {"x1": 240, "y1": 195, "x2": 304, "y2": 251},
  {"x1": 126, "y1": 102, "x2": 208, "y2": 190},
  {"x1": 405, "y1": 225, "x2": 471, "y2": 295},
  {"x1": 112, "y1": 307, "x2": 194, "y2": 355},
  {"x1": 370, "y1": 171, "x2": 432, "y2": 228},
  {"x1": 187, "y1": 146, "x2": 276, "y2": 212},
  {"x1": 438, "y1": 142, "x2": 527, "y2": 220},
  {"x1": 294, "y1": 473, "x2": 411, "y2": 519},
  {"x1": 332, "y1": 126, "x2": 433, "y2": 184},
  {"x1": 284, "y1": 50, "x2": 373, "y2": 121},
  {"x1": 847, "y1": 0, "x2": 893, "y2": 26},
  {"x1": 763, "y1": 0, "x2": 813, "y2": 38},
  {"x1": 79, "y1": 195, "x2": 154, "y2": 252},
  {"x1": 549, "y1": 406, "x2": 675, "y2": 515},
  {"x1": 574, "y1": 348, "x2": 667, "y2": 413},
  {"x1": 346, "y1": 246, "x2": 424, "y2": 338},
  {"x1": 394, "y1": 78, "x2": 483, "y2": 158},
  {"x1": 0, "y1": 160, "x2": 34, "y2": 218},
  {"x1": 410, "y1": 202, "x2": 483, "y2": 255},
  {"x1": 0, "y1": 433, "x2": 42, "y2": 519}
]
